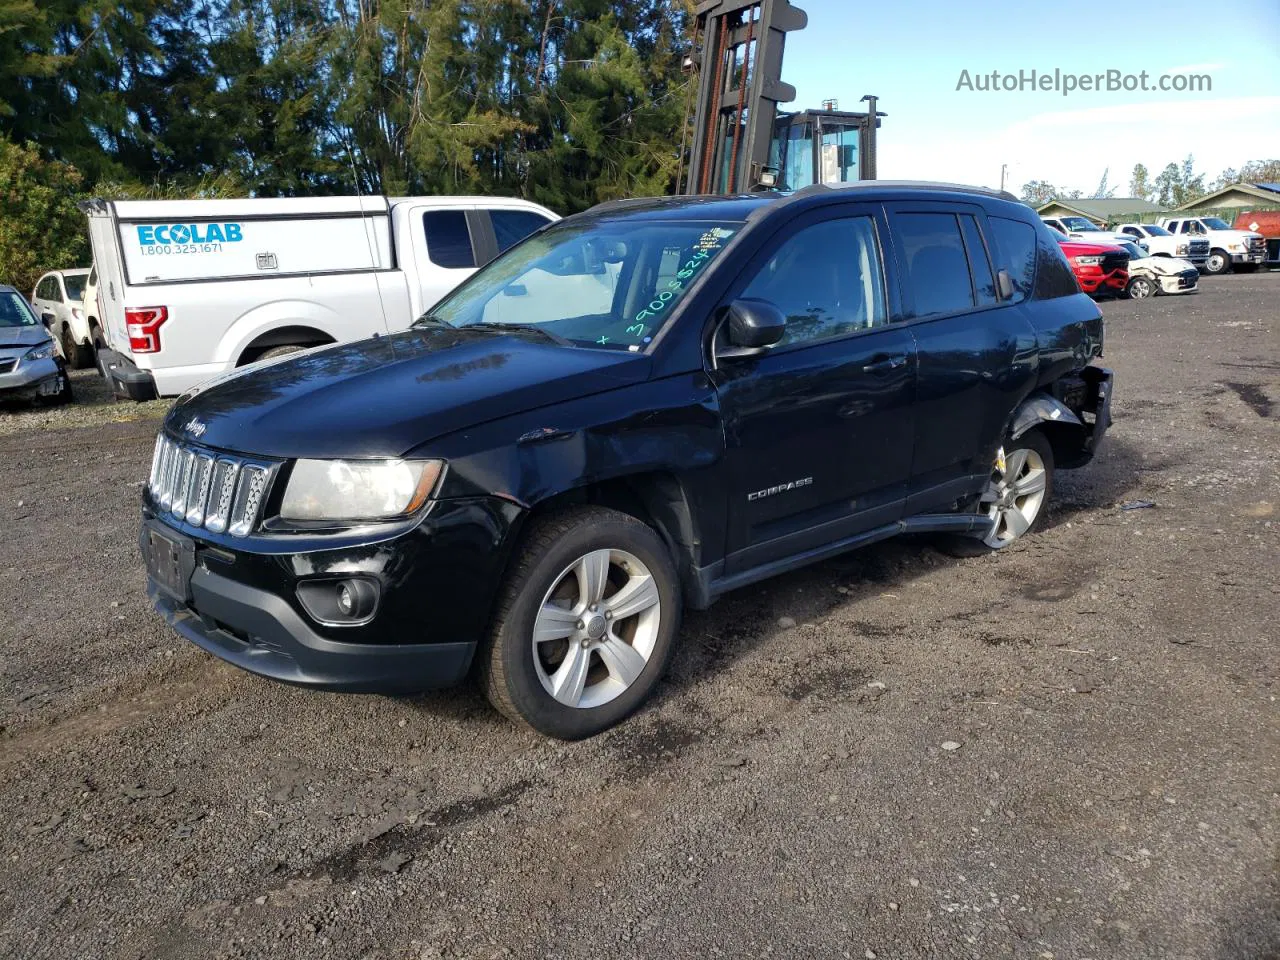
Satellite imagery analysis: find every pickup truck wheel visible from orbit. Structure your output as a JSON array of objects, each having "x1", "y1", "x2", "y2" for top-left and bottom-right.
[
  {"x1": 481, "y1": 506, "x2": 680, "y2": 740},
  {"x1": 1204, "y1": 249, "x2": 1231, "y2": 275},
  {"x1": 1126, "y1": 276, "x2": 1157, "y2": 299},
  {"x1": 256, "y1": 344, "x2": 307, "y2": 362}
]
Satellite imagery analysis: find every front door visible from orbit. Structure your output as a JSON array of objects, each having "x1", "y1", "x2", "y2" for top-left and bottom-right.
[{"x1": 710, "y1": 206, "x2": 917, "y2": 574}]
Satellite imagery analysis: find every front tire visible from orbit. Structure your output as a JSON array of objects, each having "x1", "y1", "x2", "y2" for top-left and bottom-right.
[
  {"x1": 60, "y1": 326, "x2": 94, "y2": 369},
  {"x1": 1204, "y1": 249, "x2": 1232, "y2": 275},
  {"x1": 1126, "y1": 276, "x2": 1157, "y2": 299},
  {"x1": 481, "y1": 506, "x2": 680, "y2": 740}
]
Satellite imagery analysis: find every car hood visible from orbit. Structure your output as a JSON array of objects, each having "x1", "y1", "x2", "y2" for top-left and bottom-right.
[
  {"x1": 165, "y1": 328, "x2": 653, "y2": 459},
  {"x1": 1137, "y1": 255, "x2": 1196, "y2": 275},
  {"x1": 0, "y1": 326, "x2": 52, "y2": 350}
]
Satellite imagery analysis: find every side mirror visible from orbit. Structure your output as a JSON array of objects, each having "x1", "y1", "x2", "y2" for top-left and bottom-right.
[{"x1": 724, "y1": 298, "x2": 785, "y2": 355}]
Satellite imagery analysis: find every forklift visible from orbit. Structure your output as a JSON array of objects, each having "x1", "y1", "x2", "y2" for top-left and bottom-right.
[{"x1": 681, "y1": 0, "x2": 884, "y2": 196}]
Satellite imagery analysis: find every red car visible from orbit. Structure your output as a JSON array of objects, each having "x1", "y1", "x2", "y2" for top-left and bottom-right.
[{"x1": 1056, "y1": 236, "x2": 1129, "y2": 297}]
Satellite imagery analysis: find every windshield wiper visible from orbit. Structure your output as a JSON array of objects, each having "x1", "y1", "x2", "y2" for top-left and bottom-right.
[
  {"x1": 469, "y1": 322, "x2": 571, "y2": 347},
  {"x1": 411, "y1": 314, "x2": 454, "y2": 329}
]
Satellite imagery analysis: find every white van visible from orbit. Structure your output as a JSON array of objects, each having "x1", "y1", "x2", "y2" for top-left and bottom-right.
[{"x1": 82, "y1": 195, "x2": 558, "y2": 399}]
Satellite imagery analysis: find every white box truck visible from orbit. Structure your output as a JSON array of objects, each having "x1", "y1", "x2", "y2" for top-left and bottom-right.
[{"x1": 83, "y1": 194, "x2": 558, "y2": 399}]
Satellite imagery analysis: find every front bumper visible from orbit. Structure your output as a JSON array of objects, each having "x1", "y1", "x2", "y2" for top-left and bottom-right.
[
  {"x1": 1230, "y1": 250, "x2": 1265, "y2": 265},
  {"x1": 98, "y1": 346, "x2": 159, "y2": 401},
  {"x1": 1076, "y1": 268, "x2": 1128, "y2": 295},
  {"x1": 1157, "y1": 270, "x2": 1199, "y2": 294},
  {"x1": 0, "y1": 356, "x2": 66, "y2": 401},
  {"x1": 149, "y1": 570, "x2": 475, "y2": 693},
  {"x1": 140, "y1": 494, "x2": 522, "y2": 693}
]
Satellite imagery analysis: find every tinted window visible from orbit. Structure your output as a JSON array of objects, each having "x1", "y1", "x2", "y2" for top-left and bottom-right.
[
  {"x1": 1032, "y1": 223, "x2": 1080, "y2": 299},
  {"x1": 895, "y1": 212, "x2": 975, "y2": 317},
  {"x1": 1122, "y1": 226, "x2": 1141, "y2": 237},
  {"x1": 987, "y1": 216, "x2": 1037, "y2": 304},
  {"x1": 959, "y1": 215, "x2": 998, "y2": 307},
  {"x1": 424, "y1": 210, "x2": 476, "y2": 268},
  {"x1": 740, "y1": 216, "x2": 887, "y2": 347},
  {"x1": 491, "y1": 209, "x2": 552, "y2": 254}
]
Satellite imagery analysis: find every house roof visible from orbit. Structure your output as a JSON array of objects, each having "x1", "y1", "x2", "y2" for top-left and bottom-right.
[
  {"x1": 1175, "y1": 182, "x2": 1280, "y2": 209},
  {"x1": 1035, "y1": 197, "x2": 1163, "y2": 218}
]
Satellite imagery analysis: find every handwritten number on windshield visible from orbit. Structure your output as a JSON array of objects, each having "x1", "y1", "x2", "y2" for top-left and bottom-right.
[{"x1": 633, "y1": 248, "x2": 714, "y2": 327}]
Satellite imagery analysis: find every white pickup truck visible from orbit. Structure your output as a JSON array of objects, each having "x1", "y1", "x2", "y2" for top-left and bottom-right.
[
  {"x1": 1154, "y1": 215, "x2": 1265, "y2": 275},
  {"x1": 83, "y1": 195, "x2": 558, "y2": 399},
  {"x1": 1113, "y1": 223, "x2": 1209, "y2": 269},
  {"x1": 1039, "y1": 215, "x2": 1132, "y2": 246}
]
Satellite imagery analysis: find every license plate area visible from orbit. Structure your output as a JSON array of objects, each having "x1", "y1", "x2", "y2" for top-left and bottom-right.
[{"x1": 142, "y1": 522, "x2": 196, "y2": 604}]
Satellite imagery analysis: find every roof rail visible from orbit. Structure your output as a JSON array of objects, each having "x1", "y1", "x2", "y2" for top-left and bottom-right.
[{"x1": 790, "y1": 180, "x2": 1021, "y2": 203}]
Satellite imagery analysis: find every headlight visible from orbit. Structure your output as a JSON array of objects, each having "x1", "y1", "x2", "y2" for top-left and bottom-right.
[
  {"x1": 280, "y1": 459, "x2": 443, "y2": 521},
  {"x1": 1073, "y1": 255, "x2": 1104, "y2": 266},
  {"x1": 1176, "y1": 244, "x2": 1188, "y2": 255},
  {"x1": 24, "y1": 342, "x2": 56, "y2": 362}
]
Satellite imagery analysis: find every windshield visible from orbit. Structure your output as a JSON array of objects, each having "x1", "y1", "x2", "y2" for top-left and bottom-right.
[
  {"x1": 1062, "y1": 217, "x2": 1102, "y2": 231},
  {"x1": 63, "y1": 273, "x2": 88, "y2": 302},
  {"x1": 421, "y1": 218, "x2": 742, "y2": 350},
  {"x1": 1141, "y1": 224, "x2": 1171, "y2": 236},
  {"x1": 1118, "y1": 242, "x2": 1145, "y2": 259},
  {"x1": 0, "y1": 292, "x2": 39, "y2": 328},
  {"x1": 1203, "y1": 217, "x2": 1232, "y2": 230}
]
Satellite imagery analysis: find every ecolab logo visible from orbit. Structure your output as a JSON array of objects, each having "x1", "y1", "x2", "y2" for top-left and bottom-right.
[{"x1": 137, "y1": 222, "x2": 244, "y2": 245}]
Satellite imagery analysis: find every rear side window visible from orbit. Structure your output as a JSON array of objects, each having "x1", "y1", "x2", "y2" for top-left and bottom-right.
[
  {"x1": 423, "y1": 210, "x2": 476, "y2": 269},
  {"x1": 490, "y1": 209, "x2": 552, "y2": 254},
  {"x1": 894, "y1": 212, "x2": 975, "y2": 317},
  {"x1": 987, "y1": 216, "x2": 1038, "y2": 304},
  {"x1": 1032, "y1": 223, "x2": 1080, "y2": 300}
]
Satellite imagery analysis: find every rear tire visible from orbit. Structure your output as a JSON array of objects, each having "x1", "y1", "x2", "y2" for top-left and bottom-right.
[
  {"x1": 940, "y1": 429, "x2": 1055, "y2": 557},
  {"x1": 256, "y1": 344, "x2": 308, "y2": 362},
  {"x1": 481, "y1": 506, "x2": 681, "y2": 740}
]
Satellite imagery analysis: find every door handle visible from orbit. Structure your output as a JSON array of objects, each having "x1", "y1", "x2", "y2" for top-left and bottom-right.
[{"x1": 862, "y1": 354, "x2": 907, "y2": 373}]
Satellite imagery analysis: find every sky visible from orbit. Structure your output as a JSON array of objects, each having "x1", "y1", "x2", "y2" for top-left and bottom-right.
[{"x1": 780, "y1": 0, "x2": 1280, "y2": 196}]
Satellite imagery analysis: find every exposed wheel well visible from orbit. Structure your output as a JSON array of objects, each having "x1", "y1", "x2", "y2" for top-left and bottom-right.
[
  {"x1": 519, "y1": 473, "x2": 701, "y2": 586},
  {"x1": 236, "y1": 326, "x2": 335, "y2": 366}
]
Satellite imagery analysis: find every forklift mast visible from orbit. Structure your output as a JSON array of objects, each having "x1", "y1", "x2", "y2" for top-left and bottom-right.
[{"x1": 682, "y1": 0, "x2": 883, "y2": 195}]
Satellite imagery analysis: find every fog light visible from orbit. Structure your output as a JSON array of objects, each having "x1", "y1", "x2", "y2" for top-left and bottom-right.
[{"x1": 296, "y1": 576, "x2": 380, "y2": 626}]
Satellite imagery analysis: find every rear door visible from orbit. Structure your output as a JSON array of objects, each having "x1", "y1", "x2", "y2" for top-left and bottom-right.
[
  {"x1": 885, "y1": 202, "x2": 1039, "y2": 513},
  {"x1": 711, "y1": 204, "x2": 918, "y2": 573}
]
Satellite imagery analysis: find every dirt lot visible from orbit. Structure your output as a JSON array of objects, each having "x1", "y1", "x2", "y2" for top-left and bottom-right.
[{"x1": 1, "y1": 274, "x2": 1277, "y2": 960}]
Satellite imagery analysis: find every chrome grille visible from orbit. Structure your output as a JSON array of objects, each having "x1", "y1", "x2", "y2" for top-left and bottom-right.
[{"x1": 148, "y1": 434, "x2": 274, "y2": 538}]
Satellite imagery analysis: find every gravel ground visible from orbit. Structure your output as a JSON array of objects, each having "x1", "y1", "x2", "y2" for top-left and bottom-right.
[{"x1": 0, "y1": 274, "x2": 1277, "y2": 960}]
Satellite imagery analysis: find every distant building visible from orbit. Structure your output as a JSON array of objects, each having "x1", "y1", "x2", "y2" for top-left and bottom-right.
[
  {"x1": 1175, "y1": 183, "x2": 1280, "y2": 211},
  {"x1": 1035, "y1": 197, "x2": 1164, "y2": 224}
]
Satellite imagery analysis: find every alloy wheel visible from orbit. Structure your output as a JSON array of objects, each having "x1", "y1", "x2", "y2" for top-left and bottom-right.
[
  {"x1": 981, "y1": 446, "x2": 1049, "y2": 548},
  {"x1": 531, "y1": 548, "x2": 662, "y2": 709}
]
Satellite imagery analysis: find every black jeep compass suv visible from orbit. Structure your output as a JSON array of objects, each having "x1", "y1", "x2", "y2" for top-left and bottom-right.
[{"x1": 141, "y1": 182, "x2": 1112, "y2": 739}]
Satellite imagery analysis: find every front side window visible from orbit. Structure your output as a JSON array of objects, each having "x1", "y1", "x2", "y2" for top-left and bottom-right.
[
  {"x1": 0, "y1": 292, "x2": 39, "y2": 328},
  {"x1": 424, "y1": 210, "x2": 476, "y2": 269},
  {"x1": 895, "y1": 212, "x2": 977, "y2": 317},
  {"x1": 424, "y1": 218, "x2": 741, "y2": 350},
  {"x1": 740, "y1": 216, "x2": 887, "y2": 347}
]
